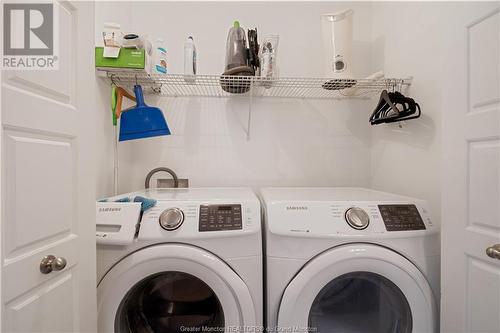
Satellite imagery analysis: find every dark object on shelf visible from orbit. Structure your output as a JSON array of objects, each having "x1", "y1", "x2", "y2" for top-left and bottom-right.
[
  {"x1": 220, "y1": 67, "x2": 255, "y2": 94},
  {"x1": 322, "y1": 78, "x2": 357, "y2": 90},
  {"x1": 369, "y1": 90, "x2": 421, "y2": 125},
  {"x1": 221, "y1": 20, "x2": 254, "y2": 93},
  {"x1": 224, "y1": 21, "x2": 249, "y2": 71},
  {"x1": 248, "y1": 28, "x2": 260, "y2": 72},
  {"x1": 123, "y1": 33, "x2": 139, "y2": 40}
]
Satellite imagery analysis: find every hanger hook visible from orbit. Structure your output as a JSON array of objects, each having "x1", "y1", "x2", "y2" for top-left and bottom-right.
[
  {"x1": 135, "y1": 74, "x2": 138, "y2": 86},
  {"x1": 384, "y1": 78, "x2": 389, "y2": 91}
]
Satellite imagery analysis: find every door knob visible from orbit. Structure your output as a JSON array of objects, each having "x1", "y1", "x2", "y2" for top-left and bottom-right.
[
  {"x1": 40, "y1": 255, "x2": 67, "y2": 274},
  {"x1": 486, "y1": 244, "x2": 500, "y2": 260}
]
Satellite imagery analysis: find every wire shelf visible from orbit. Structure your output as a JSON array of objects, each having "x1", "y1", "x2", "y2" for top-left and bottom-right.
[{"x1": 105, "y1": 72, "x2": 412, "y2": 99}]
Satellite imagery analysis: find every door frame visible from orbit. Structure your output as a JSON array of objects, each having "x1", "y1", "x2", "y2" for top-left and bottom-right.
[
  {"x1": 277, "y1": 244, "x2": 436, "y2": 332},
  {"x1": 440, "y1": 4, "x2": 500, "y2": 332},
  {"x1": 0, "y1": 1, "x2": 96, "y2": 330},
  {"x1": 97, "y1": 244, "x2": 256, "y2": 332},
  {"x1": 0, "y1": 39, "x2": 2, "y2": 330}
]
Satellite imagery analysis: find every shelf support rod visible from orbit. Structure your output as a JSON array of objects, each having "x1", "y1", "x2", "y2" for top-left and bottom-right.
[{"x1": 247, "y1": 78, "x2": 254, "y2": 140}]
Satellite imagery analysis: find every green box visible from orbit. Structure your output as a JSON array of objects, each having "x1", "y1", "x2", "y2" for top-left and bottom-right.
[{"x1": 95, "y1": 47, "x2": 146, "y2": 71}]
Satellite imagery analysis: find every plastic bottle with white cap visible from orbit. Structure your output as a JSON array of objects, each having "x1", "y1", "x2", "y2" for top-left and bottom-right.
[
  {"x1": 184, "y1": 36, "x2": 196, "y2": 83},
  {"x1": 152, "y1": 38, "x2": 168, "y2": 74}
]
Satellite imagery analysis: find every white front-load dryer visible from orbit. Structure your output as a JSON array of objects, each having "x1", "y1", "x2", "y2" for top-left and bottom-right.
[
  {"x1": 261, "y1": 187, "x2": 440, "y2": 333},
  {"x1": 96, "y1": 188, "x2": 262, "y2": 333}
]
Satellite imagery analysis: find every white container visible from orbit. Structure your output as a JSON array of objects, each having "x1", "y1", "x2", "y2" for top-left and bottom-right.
[
  {"x1": 152, "y1": 38, "x2": 167, "y2": 74},
  {"x1": 321, "y1": 9, "x2": 354, "y2": 78},
  {"x1": 184, "y1": 36, "x2": 196, "y2": 83},
  {"x1": 259, "y1": 34, "x2": 279, "y2": 89},
  {"x1": 102, "y1": 22, "x2": 121, "y2": 58}
]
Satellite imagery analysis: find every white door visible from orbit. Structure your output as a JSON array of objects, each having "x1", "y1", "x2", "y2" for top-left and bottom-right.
[
  {"x1": 97, "y1": 244, "x2": 256, "y2": 332},
  {"x1": 277, "y1": 244, "x2": 436, "y2": 333},
  {"x1": 1, "y1": 1, "x2": 96, "y2": 332},
  {"x1": 441, "y1": 3, "x2": 500, "y2": 333}
]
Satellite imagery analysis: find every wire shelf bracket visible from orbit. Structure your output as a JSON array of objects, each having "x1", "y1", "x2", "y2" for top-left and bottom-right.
[{"x1": 102, "y1": 71, "x2": 412, "y2": 139}]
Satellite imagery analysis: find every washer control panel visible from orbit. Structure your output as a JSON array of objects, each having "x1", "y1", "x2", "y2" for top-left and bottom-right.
[
  {"x1": 199, "y1": 204, "x2": 242, "y2": 232},
  {"x1": 378, "y1": 204, "x2": 426, "y2": 231}
]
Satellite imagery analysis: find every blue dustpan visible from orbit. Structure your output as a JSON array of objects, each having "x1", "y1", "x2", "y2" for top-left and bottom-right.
[{"x1": 119, "y1": 85, "x2": 171, "y2": 141}]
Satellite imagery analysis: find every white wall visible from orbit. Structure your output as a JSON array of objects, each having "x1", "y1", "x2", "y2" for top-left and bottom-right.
[
  {"x1": 94, "y1": 1, "x2": 133, "y2": 197},
  {"x1": 95, "y1": 1, "x2": 375, "y2": 193},
  {"x1": 94, "y1": 2, "x2": 444, "y2": 218},
  {"x1": 370, "y1": 2, "x2": 444, "y2": 218}
]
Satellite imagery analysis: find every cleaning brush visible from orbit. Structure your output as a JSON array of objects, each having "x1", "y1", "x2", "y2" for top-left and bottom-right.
[
  {"x1": 97, "y1": 197, "x2": 131, "y2": 203},
  {"x1": 97, "y1": 195, "x2": 155, "y2": 212},
  {"x1": 134, "y1": 196, "x2": 157, "y2": 212}
]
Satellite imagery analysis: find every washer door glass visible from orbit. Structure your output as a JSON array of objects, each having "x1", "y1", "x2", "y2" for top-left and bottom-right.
[
  {"x1": 308, "y1": 271, "x2": 412, "y2": 333},
  {"x1": 115, "y1": 271, "x2": 224, "y2": 333}
]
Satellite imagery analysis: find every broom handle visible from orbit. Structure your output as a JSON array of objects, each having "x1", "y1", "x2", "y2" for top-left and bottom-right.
[
  {"x1": 113, "y1": 125, "x2": 118, "y2": 195},
  {"x1": 134, "y1": 85, "x2": 146, "y2": 106}
]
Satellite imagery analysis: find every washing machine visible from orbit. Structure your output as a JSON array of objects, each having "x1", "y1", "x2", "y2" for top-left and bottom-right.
[
  {"x1": 261, "y1": 187, "x2": 440, "y2": 333},
  {"x1": 96, "y1": 188, "x2": 262, "y2": 333}
]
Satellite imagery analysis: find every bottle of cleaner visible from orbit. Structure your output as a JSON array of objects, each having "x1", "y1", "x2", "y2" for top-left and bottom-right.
[
  {"x1": 152, "y1": 38, "x2": 167, "y2": 74},
  {"x1": 184, "y1": 36, "x2": 196, "y2": 83}
]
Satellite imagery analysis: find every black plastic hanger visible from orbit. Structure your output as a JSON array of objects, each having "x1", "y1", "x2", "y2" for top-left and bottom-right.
[{"x1": 369, "y1": 90, "x2": 421, "y2": 125}]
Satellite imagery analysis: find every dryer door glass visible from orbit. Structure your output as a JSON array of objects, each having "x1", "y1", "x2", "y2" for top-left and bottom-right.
[
  {"x1": 308, "y1": 271, "x2": 412, "y2": 333},
  {"x1": 115, "y1": 271, "x2": 224, "y2": 333}
]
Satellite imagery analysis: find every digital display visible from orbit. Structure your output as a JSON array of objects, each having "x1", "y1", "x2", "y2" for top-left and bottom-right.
[
  {"x1": 199, "y1": 204, "x2": 242, "y2": 232},
  {"x1": 378, "y1": 204, "x2": 426, "y2": 231}
]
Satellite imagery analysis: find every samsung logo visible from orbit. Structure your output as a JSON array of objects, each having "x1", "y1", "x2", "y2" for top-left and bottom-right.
[
  {"x1": 286, "y1": 206, "x2": 308, "y2": 211},
  {"x1": 98, "y1": 207, "x2": 121, "y2": 212},
  {"x1": 290, "y1": 229, "x2": 310, "y2": 233}
]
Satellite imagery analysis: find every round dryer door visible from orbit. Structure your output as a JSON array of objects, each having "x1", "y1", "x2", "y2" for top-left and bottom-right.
[
  {"x1": 97, "y1": 244, "x2": 256, "y2": 333},
  {"x1": 277, "y1": 244, "x2": 437, "y2": 333}
]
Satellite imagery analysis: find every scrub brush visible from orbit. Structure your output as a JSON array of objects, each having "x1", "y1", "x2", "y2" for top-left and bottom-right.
[
  {"x1": 134, "y1": 196, "x2": 157, "y2": 211},
  {"x1": 97, "y1": 196, "x2": 131, "y2": 203},
  {"x1": 97, "y1": 195, "x2": 155, "y2": 212}
]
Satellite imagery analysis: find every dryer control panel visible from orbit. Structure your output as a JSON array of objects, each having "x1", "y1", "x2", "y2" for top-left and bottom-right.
[
  {"x1": 378, "y1": 204, "x2": 426, "y2": 231},
  {"x1": 262, "y1": 187, "x2": 437, "y2": 239},
  {"x1": 199, "y1": 204, "x2": 242, "y2": 231}
]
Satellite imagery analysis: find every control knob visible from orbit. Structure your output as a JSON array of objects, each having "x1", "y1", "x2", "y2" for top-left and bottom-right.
[
  {"x1": 345, "y1": 207, "x2": 370, "y2": 230},
  {"x1": 159, "y1": 208, "x2": 184, "y2": 230}
]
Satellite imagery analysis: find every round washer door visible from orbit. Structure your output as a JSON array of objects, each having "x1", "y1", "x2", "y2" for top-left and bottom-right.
[
  {"x1": 98, "y1": 244, "x2": 256, "y2": 332},
  {"x1": 278, "y1": 244, "x2": 436, "y2": 333}
]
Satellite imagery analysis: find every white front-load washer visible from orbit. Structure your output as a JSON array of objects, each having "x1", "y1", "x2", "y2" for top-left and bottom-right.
[
  {"x1": 261, "y1": 187, "x2": 440, "y2": 333},
  {"x1": 96, "y1": 188, "x2": 262, "y2": 333}
]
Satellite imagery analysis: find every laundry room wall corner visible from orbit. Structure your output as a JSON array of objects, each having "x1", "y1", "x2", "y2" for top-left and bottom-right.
[
  {"x1": 94, "y1": 1, "x2": 134, "y2": 197},
  {"x1": 369, "y1": 2, "x2": 446, "y2": 219}
]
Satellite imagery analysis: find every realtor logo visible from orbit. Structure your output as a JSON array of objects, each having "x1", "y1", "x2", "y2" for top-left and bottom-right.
[{"x1": 2, "y1": 2, "x2": 58, "y2": 69}]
